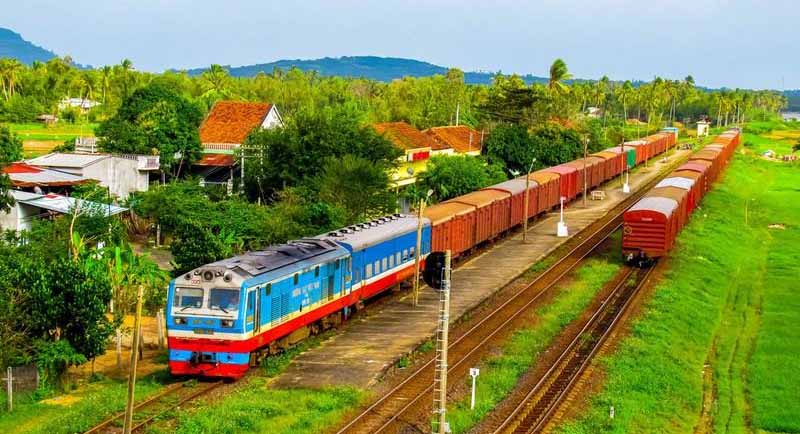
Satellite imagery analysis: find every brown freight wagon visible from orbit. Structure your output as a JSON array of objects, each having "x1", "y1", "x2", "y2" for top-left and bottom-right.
[
  {"x1": 625, "y1": 140, "x2": 649, "y2": 165},
  {"x1": 656, "y1": 176, "x2": 699, "y2": 215},
  {"x1": 622, "y1": 196, "x2": 680, "y2": 262},
  {"x1": 483, "y1": 178, "x2": 539, "y2": 229},
  {"x1": 676, "y1": 162, "x2": 712, "y2": 194},
  {"x1": 449, "y1": 189, "x2": 511, "y2": 244},
  {"x1": 592, "y1": 151, "x2": 624, "y2": 181},
  {"x1": 564, "y1": 158, "x2": 602, "y2": 190},
  {"x1": 671, "y1": 170, "x2": 705, "y2": 204},
  {"x1": 543, "y1": 165, "x2": 579, "y2": 201},
  {"x1": 647, "y1": 186, "x2": 690, "y2": 230},
  {"x1": 587, "y1": 155, "x2": 612, "y2": 183},
  {"x1": 689, "y1": 151, "x2": 721, "y2": 183},
  {"x1": 527, "y1": 171, "x2": 560, "y2": 213},
  {"x1": 423, "y1": 201, "x2": 476, "y2": 258}
]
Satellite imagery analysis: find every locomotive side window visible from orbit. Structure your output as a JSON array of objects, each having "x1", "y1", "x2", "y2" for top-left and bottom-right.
[
  {"x1": 383, "y1": 257, "x2": 389, "y2": 270},
  {"x1": 265, "y1": 283, "x2": 271, "y2": 296},
  {"x1": 374, "y1": 260, "x2": 380, "y2": 274},
  {"x1": 366, "y1": 263, "x2": 372, "y2": 278},
  {"x1": 173, "y1": 287, "x2": 204, "y2": 308},
  {"x1": 396, "y1": 252, "x2": 401, "y2": 265},
  {"x1": 315, "y1": 266, "x2": 320, "y2": 277},
  {"x1": 389, "y1": 254, "x2": 394, "y2": 268},
  {"x1": 294, "y1": 273, "x2": 299, "y2": 285},
  {"x1": 403, "y1": 249, "x2": 409, "y2": 261}
]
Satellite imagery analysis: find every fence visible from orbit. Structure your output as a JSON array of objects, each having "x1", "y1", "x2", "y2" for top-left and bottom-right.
[{"x1": 3, "y1": 364, "x2": 39, "y2": 412}]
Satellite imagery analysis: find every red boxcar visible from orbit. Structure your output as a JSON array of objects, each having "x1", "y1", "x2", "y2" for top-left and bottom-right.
[
  {"x1": 449, "y1": 189, "x2": 511, "y2": 243},
  {"x1": 528, "y1": 171, "x2": 560, "y2": 213},
  {"x1": 677, "y1": 162, "x2": 711, "y2": 193},
  {"x1": 688, "y1": 152, "x2": 721, "y2": 183},
  {"x1": 483, "y1": 178, "x2": 539, "y2": 229},
  {"x1": 655, "y1": 176, "x2": 698, "y2": 215},
  {"x1": 647, "y1": 187, "x2": 689, "y2": 230},
  {"x1": 543, "y1": 165, "x2": 579, "y2": 201},
  {"x1": 671, "y1": 170, "x2": 705, "y2": 203},
  {"x1": 423, "y1": 201, "x2": 476, "y2": 258},
  {"x1": 587, "y1": 155, "x2": 612, "y2": 183},
  {"x1": 592, "y1": 151, "x2": 624, "y2": 180},
  {"x1": 622, "y1": 196, "x2": 680, "y2": 261}
]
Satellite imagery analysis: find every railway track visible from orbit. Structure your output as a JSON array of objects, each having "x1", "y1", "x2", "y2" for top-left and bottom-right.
[
  {"x1": 332, "y1": 155, "x2": 688, "y2": 434},
  {"x1": 83, "y1": 379, "x2": 223, "y2": 434},
  {"x1": 488, "y1": 265, "x2": 655, "y2": 434}
]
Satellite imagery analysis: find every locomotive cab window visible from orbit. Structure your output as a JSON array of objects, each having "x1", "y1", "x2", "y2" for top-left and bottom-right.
[
  {"x1": 173, "y1": 287, "x2": 203, "y2": 309},
  {"x1": 265, "y1": 283, "x2": 271, "y2": 296},
  {"x1": 209, "y1": 288, "x2": 240, "y2": 312},
  {"x1": 315, "y1": 266, "x2": 320, "y2": 277},
  {"x1": 293, "y1": 273, "x2": 299, "y2": 285}
]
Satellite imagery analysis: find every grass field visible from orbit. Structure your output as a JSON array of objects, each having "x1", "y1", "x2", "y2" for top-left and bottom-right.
[
  {"x1": 4, "y1": 122, "x2": 98, "y2": 142},
  {"x1": 445, "y1": 240, "x2": 623, "y2": 434},
  {"x1": 0, "y1": 371, "x2": 170, "y2": 434},
  {"x1": 557, "y1": 133, "x2": 800, "y2": 433}
]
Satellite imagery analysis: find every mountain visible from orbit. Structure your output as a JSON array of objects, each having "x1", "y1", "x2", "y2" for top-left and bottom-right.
[
  {"x1": 784, "y1": 90, "x2": 800, "y2": 111},
  {"x1": 0, "y1": 27, "x2": 57, "y2": 64},
  {"x1": 183, "y1": 56, "x2": 549, "y2": 85}
]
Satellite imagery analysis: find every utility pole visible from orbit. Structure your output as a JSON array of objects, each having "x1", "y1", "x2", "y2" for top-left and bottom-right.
[
  {"x1": 432, "y1": 250, "x2": 452, "y2": 434},
  {"x1": 583, "y1": 137, "x2": 589, "y2": 208},
  {"x1": 413, "y1": 190, "x2": 433, "y2": 307},
  {"x1": 522, "y1": 157, "x2": 536, "y2": 243},
  {"x1": 5, "y1": 367, "x2": 12, "y2": 412},
  {"x1": 455, "y1": 102, "x2": 460, "y2": 126},
  {"x1": 123, "y1": 285, "x2": 145, "y2": 434}
]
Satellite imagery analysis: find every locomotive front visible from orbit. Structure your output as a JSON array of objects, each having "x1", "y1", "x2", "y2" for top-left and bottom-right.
[{"x1": 166, "y1": 265, "x2": 250, "y2": 378}]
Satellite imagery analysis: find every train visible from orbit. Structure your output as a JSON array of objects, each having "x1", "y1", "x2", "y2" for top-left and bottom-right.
[
  {"x1": 622, "y1": 129, "x2": 740, "y2": 266},
  {"x1": 166, "y1": 131, "x2": 677, "y2": 378}
]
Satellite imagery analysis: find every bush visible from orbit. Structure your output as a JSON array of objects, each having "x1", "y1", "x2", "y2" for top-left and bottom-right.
[{"x1": 0, "y1": 95, "x2": 45, "y2": 123}]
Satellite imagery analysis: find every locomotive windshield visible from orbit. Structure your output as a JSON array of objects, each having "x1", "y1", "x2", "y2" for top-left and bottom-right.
[
  {"x1": 173, "y1": 287, "x2": 203, "y2": 309},
  {"x1": 209, "y1": 288, "x2": 240, "y2": 313}
]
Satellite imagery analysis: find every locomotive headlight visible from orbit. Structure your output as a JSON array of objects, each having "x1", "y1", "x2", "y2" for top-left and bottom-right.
[
  {"x1": 221, "y1": 319, "x2": 234, "y2": 328},
  {"x1": 174, "y1": 317, "x2": 187, "y2": 325},
  {"x1": 223, "y1": 271, "x2": 232, "y2": 283},
  {"x1": 202, "y1": 270, "x2": 214, "y2": 281}
]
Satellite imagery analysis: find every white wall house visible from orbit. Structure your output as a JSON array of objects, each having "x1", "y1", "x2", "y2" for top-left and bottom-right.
[
  {"x1": 0, "y1": 190, "x2": 128, "y2": 233},
  {"x1": 26, "y1": 153, "x2": 160, "y2": 198}
]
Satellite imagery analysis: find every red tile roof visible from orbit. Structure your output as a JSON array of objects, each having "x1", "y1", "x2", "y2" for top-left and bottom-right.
[
  {"x1": 3, "y1": 162, "x2": 42, "y2": 174},
  {"x1": 373, "y1": 122, "x2": 446, "y2": 151},
  {"x1": 424, "y1": 126, "x2": 486, "y2": 154},
  {"x1": 199, "y1": 101, "x2": 273, "y2": 145},
  {"x1": 3, "y1": 162, "x2": 92, "y2": 187},
  {"x1": 195, "y1": 154, "x2": 236, "y2": 167}
]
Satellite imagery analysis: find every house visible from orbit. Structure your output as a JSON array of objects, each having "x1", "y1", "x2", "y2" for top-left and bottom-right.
[
  {"x1": 374, "y1": 122, "x2": 450, "y2": 189},
  {"x1": 424, "y1": 125, "x2": 485, "y2": 156},
  {"x1": 196, "y1": 101, "x2": 284, "y2": 183},
  {"x1": 0, "y1": 190, "x2": 127, "y2": 233},
  {"x1": 586, "y1": 106, "x2": 603, "y2": 118},
  {"x1": 59, "y1": 98, "x2": 101, "y2": 114},
  {"x1": 26, "y1": 153, "x2": 159, "y2": 198},
  {"x1": 3, "y1": 162, "x2": 92, "y2": 193},
  {"x1": 36, "y1": 114, "x2": 58, "y2": 126},
  {"x1": 697, "y1": 121, "x2": 710, "y2": 137}
]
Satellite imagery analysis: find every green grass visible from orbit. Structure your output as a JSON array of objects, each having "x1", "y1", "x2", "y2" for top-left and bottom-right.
[
  {"x1": 4, "y1": 122, "x2": 98, "y2": 141},
  {"x1": 153, "y1": 379, "x2": 365, "y2": 434},
  {"x1": 444, "y1": 244, "x2": 622, "y2": 434},
  {"x1": 557, "y1": 147, "x2": 800, "y2": 433},
  {"x1": 0, "y1": 370, "x2": 171, "y2": 434}
]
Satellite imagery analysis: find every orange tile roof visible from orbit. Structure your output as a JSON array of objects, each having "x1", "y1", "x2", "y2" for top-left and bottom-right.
[
  {"x1": 195, "y1": 154, "x2": 236, "y2": 167},
  {"x1": 199, "y1": 101, "x2": 273, "y2": 145},
  {"x1": 373, "y1": 122, "x2": 445, "y2": 151},
  {"x1": 424, "y1": 126, "x2": 485, "y2": 154}
]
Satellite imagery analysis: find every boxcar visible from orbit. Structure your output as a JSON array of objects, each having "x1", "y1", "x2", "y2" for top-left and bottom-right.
[
  {"x1": 423, "y1": 202, "x2": 476, "y2": 258},
  {"x1": 647, "y1": 186, "x2": 689, "y2": 230},
  {"x1": 528, "y1": 171, "x2": 560, "y2": 213},
  {"x1": 678, "y1": 162, "x2": 712, "y2": 190},
  {"x1": 625, "y1": 140, "x2": 649, "y2": 164},
  {"x1": 449, "y1": 189, "x2": 511, "y2": 243},
  {"x1": 592, "y1": 151, "x2": 624, "y2": 180},
  {"x1": 655, "y1": 176, "x2": 698, "y2": 214},
  {"x1": 543, "y1": 165, "x2": 579, "y2": 201},
  {"x1": 587, "y1": 155, "x2": 613, "y2": 183},
  {"x1": 622, "y1": 196, "x2": 680, "y2": 262},
  {"x1": 604, "y1": 146, "x2": 637, "y2": 170},
  {"x1": 484, "y1": 178, "x2": 539, "y2": 229}
]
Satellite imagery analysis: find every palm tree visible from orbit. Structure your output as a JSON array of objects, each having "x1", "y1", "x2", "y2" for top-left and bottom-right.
[
  {"x1": 100, "y1": 66, "x2": 112, "y2": 104},
  {"x1": 616, "y1": 80, "x2": 634, "y2": 124},
  {"x1": 0, "y1": 58, "x2": 24, "y2": 101},
  {"x1": 120, "y1": 58, "x2": 133, "y2": 99},
  {"x1": 201, "y1": 64, "x2": 233, "y2": 106},
  {"x1": 548, "y1": 58, "x2": 573, "y2": 93}
]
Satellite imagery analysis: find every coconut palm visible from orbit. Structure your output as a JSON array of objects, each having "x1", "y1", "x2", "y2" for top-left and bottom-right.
[
  {"x1": 616, "y1": 80, "x2": 634, "y2": 123},
  {"x1": 548, "y1": 58, "x2": 572, "y2": 93},
  {"x1": 0, "y1": 58, "x2": 24, "y2": 101}
]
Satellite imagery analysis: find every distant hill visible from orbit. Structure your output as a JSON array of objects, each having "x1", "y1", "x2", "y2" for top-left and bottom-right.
[
  {"x1": 784, "y1": 90, "x2": 800, "y2": 111},
  {"x1": 183, "y1": 56, "x2": 549, "y2": 85},
  {"x1": 0, "y1": 27, "x2": 57, "y2": 64}
]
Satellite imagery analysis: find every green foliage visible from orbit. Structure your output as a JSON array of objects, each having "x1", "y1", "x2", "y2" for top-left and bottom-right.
[
  {"x1": 317, "y1": 155, "x2": 396, "y2": 223},
  {"x1": 242, "y1": 104, "x2": 401, "y2": 201},
  {"x1": 417, "y1": 155, "x2": 507, "y2": 202},
  {"x1": 97, "y1": 82, "x2": 203, "y2": 176},
  {"x1": 0, "y1": 95, "x2": 44, "y2": 123},
  {"x1": 484, "y1": 124, "x2": 537, "y2": 175},
  {"x1": 33, "y1": 340, "x2": 87, "y2": 390},
  {"x1": 0, "y1": 124, "x2": 23, "y2": 162},
  {"x1": 530, "y1": 123, "x2": 583, "y2": 167}
]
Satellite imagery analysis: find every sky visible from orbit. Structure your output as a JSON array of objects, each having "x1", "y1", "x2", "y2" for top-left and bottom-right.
[{"x1": 2, "y1": 0, "x2": 798, "y2": 89}]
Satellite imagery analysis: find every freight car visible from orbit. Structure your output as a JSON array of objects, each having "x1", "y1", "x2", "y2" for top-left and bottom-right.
[
  {"x1": 167, "y1": 127, "x2": 680, "y2": 378},
  {"x1": 623, "y1": 129, "x2": 740, "y2": 266}
]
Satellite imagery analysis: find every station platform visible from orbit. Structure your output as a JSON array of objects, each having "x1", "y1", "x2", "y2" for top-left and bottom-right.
[{"x1": 272, "y1": 151, "x2": 689, "y2": 389}]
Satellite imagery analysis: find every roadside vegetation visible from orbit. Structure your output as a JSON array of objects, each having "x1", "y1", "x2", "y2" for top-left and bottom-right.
[{"x1": 557, "y1": 126, "x2": 800, "y2": 434}]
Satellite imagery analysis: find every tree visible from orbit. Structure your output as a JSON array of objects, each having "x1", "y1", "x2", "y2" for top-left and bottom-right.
[
  {"x1": 529, "y1": 124, "x2": 583, "y2": 167},
  {"x1": 317, "y1": 155, "x2": 396, "y2": 223},
  {"x1": 484, "y1": 124, "x2": 537, "y2": 175},
  {"x1": 0, "y1": 126, "x2": 23, "y2": 213},
  {"x1": 242, "y1": 104, "x2": 401, "y2": 201},
  {"x1": 548, "y1": 58, "x2": 573, "y2": 93},
  {"x1": 417, "y1": 155, "x2": 507, "y2": 202},
  {"x1": 0, "y1": 58, "x2": 24, "y2": 101},
  {"x1": 97, "y1": 83, "x2": 203, "y2": 178}
]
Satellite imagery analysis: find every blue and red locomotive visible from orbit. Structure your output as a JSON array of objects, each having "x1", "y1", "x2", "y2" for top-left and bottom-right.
[{"x1": 166, "y1": 215, "x2": 431, "y2": 377}]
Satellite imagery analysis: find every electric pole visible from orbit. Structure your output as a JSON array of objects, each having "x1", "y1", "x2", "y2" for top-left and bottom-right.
[
  {"x1": 583, "y1": 137, "x2": 589, "y2": 208},
  {"x1": 523, "y1": 157, "x2": 536, "y2": 243},
  {"x1": 123, "y1": 285, "x2": 144, "y2": 434},
  {"x1": 431, "y1": 250, "x2": 452, "y2": 434}
]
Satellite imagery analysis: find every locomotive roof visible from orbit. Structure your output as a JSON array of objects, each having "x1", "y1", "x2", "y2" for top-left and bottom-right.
[
  {"x1": 205, "y1": 239, "x2": 346, "y2": 278},
  {"x1": 316, "y1": 214, "x2": 428, "y2": 251}
]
